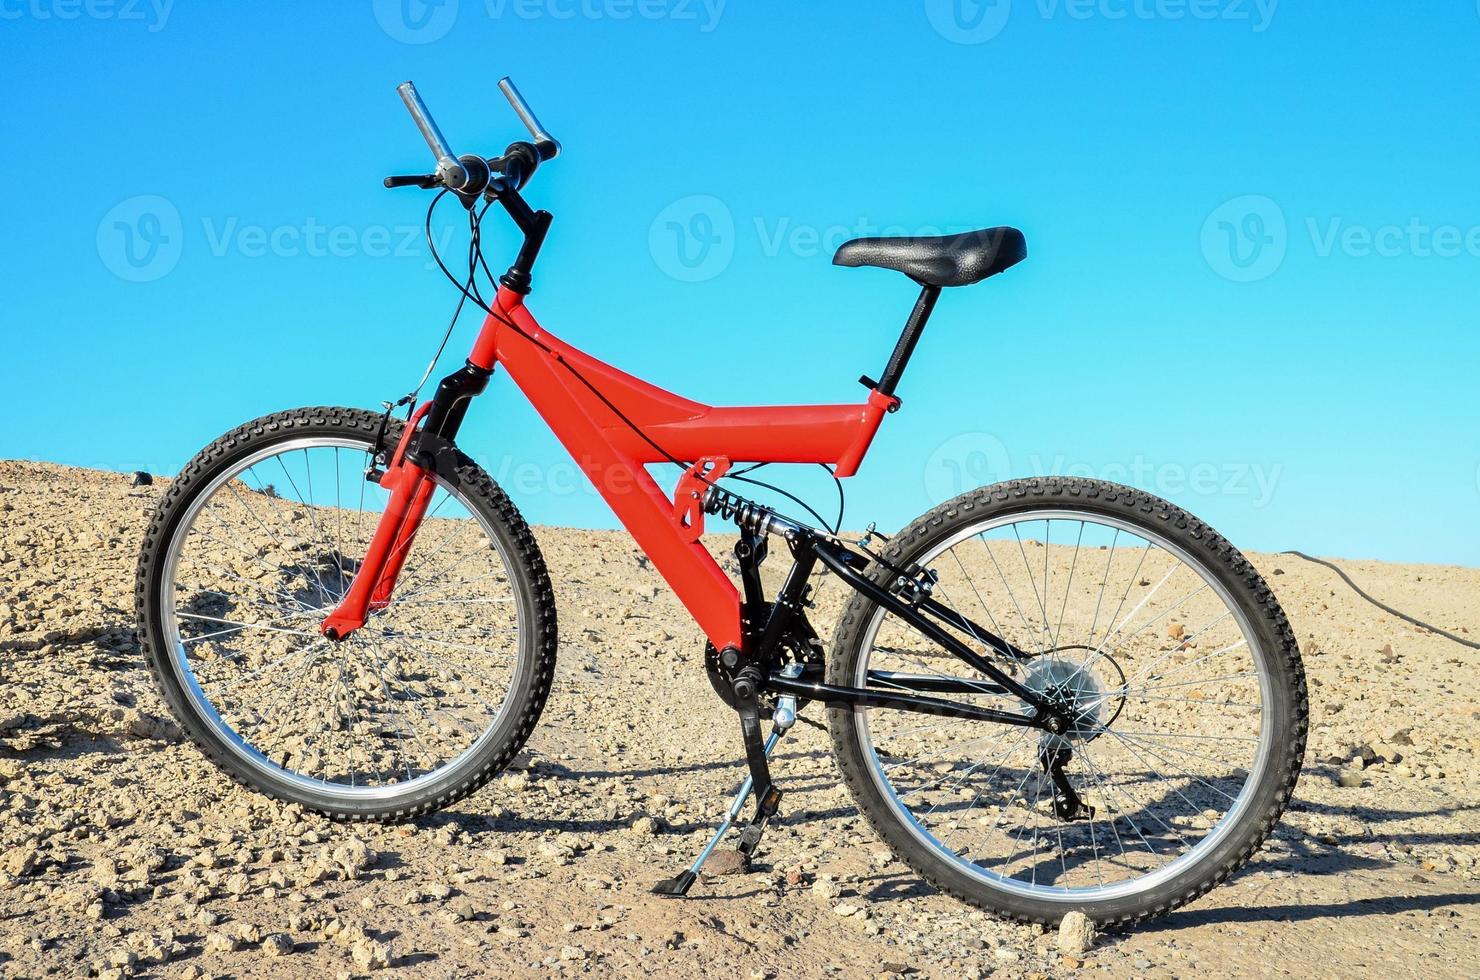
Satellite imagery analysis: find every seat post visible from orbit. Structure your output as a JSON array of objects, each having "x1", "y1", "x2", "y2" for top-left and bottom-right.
[{"x1": 876, "y1": 284, "x2": 941, "y2": 397}]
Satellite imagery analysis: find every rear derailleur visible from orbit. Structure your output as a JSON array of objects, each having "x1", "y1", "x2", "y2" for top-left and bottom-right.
[{"x1": 1039, "y1": 741, "x2": 1095, "y2": 822}]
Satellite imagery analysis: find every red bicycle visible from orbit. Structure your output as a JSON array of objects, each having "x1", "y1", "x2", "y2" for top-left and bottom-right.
[{"x1": 136, "y1": 80, "x2": 1307, "y2": 926}]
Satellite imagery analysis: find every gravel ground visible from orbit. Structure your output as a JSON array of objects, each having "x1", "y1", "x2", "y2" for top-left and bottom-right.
[{"x1": 1, "y1": 460, "x2": 1477, "y2": 978}]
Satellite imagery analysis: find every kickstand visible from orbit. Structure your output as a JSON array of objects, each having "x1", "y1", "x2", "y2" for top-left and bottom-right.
[{"x1": 653, "y1": 674, "x2": 800, "y2": 897}]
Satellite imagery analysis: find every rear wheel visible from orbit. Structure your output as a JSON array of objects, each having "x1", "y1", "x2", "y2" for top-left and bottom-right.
[
  {"x1": 135, "y1": 407, "x2": 557, "y2": 821},
  {"x1": 827, "y1": 478, "x2": 1306, "y2": 925}
]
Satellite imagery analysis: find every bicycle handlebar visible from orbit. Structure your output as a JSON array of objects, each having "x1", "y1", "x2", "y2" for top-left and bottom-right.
[
  {"x1": 396, "y1": 81, "x2": 469, "y2": 190},
  {"x1": 389, "y1": 77, "x2": 559, "y2": 197},
  {"x1": 498, "y1": 77, "x2": 560, "y2": 162}
]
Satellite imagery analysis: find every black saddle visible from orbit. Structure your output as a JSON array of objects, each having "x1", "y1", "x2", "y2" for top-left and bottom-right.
[{"x1": 833, "y1": 227, "x2": 1026, "y2": 287}]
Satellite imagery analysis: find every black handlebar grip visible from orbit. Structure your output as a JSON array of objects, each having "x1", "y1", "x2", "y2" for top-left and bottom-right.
[{"x1": 384, "y1": 174, "x2": 441, "y2": 189}]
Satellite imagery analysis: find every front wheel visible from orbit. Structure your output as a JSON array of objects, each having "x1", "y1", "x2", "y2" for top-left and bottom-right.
[
  {"x1": 135, "y1": 407, "x2": 558, "y2": 821},
  {"x1": 827, "y1": 478, "x2": 1307, "y2": 926}
]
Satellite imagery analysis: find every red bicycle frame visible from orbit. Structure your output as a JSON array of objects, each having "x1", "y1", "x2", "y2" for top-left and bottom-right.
[{"x1": 323, "y1": 285, "x2": 898, "y2": 652}]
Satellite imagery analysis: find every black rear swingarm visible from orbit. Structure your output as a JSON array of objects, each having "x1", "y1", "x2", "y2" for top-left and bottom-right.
[
  {"x1": 766, "y1": 671, "x2": 1039, "y2": 728},
  {"x1": 657, "y1": 506, "x2": 1070, "y2": 899},
  {"x1": 808, "y1": 537, "x2": 1063, "y2": 725}
]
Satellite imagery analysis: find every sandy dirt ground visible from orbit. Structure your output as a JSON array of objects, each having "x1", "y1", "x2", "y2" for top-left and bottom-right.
[{"x1": 1, "y1": 460, "x2": 1477, "y2": 978}]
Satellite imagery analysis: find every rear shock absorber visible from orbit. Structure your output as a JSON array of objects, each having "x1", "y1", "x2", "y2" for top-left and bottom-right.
[{"x1": 702, "y1": 486, "x2": 804, "y2": 540}]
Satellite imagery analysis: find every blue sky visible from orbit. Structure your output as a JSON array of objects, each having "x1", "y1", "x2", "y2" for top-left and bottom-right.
[{"x1": 3, "y1": 1, "x2": 1478, "y2": 566}]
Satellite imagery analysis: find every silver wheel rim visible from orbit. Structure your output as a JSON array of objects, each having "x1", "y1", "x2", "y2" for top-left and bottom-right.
[
  {"x1": 852, "y1": 508, "x2": 1275, "y2": 903},
  {"x1": 159, "y1": 435, "x2": 527, "y2": 804}
]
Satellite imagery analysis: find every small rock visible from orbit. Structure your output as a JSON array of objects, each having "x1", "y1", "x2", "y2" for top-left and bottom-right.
[
  {"x1": 1057, "y1": 910, "x2": 1096, "y2": 954},
  {"x1": 204, "y1": 931, "x2": 239, "y2": 954},
  {"x1": 4, "y1": 844, "x2": 38, "y2": 877},
  {"x1": 704, "y1": 849, "x2": 750, "y2": 876},
  {"x1": 263, "y1": 933, "x2": 294, "y2": 957},
  {"x1": 131, "y1": 471, "x2": 154, "y2": 486},
  {"x1": 833, "y1": 902, "x2": 861, "y2": 917},
  {"x1": 1373, "y1": 743, "x2": 1404, "y2": 765},
  {"x1": 331, "y1": 839, "x2": 375, "y2": 880},
  {"x1": 1337, "y1": 769, "x2": 1364, "y2": 788},
  {"x1": 629, "y1": 816, "x2": 659, "y2": 836},
  {"x1": 811, "y1": 878, "x2": 840, "y2": 901},
  {"x1": 350, "y1": 939, "x2": 392, "y2": 970}
]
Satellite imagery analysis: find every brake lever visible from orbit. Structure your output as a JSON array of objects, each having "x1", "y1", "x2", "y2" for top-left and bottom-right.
[{"x1": 384, "y1": 173, "x2": 442, "y2": 189}]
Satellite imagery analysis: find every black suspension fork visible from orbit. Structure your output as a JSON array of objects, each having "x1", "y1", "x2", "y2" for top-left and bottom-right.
[{"x1": 403, "y1": 361, "x2": 492, "y2": 480}]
